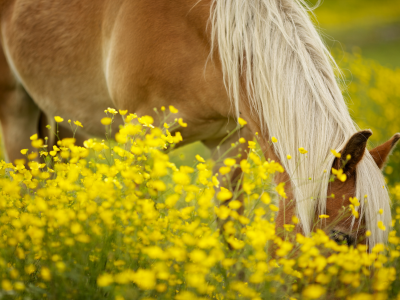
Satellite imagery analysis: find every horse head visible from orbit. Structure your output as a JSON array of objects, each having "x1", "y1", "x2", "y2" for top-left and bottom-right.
[{"x1": 323, "y1": 131, "x2": 399, "y2": 246}]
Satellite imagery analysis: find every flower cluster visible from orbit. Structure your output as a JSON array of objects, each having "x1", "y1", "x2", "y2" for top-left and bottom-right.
[{"x1": 0, "y1": 104, "x2": 399, "y2": 300}]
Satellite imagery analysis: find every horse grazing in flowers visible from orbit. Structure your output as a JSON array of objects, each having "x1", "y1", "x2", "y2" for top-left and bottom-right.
[{"x1": 0, "y1": 0, "x2": 397, "y2": 247}]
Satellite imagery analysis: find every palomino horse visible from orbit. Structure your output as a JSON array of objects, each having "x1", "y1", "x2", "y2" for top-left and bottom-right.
[{"x1": 0, "y1": 0, "x2": 397, "y2": 247}]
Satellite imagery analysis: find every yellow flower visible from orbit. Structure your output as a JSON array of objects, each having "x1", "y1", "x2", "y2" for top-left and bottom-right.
[
  {"x1": 161, "y1": 106, "x2": 166, "y2": 111},
  {"x1": 366, "y1": 230, "x2": 371, "y2": 237},
  {"x1": 292, "y1": 216, "x2": 299, "y2": 224},
  {"x1": 319, "y1": 214, "x2": 329, "y2": 219},
  {"x1": 269, "y1": 204, "x2": 279, "y2": 212},
  {"x1": 330, "y1": 149, "x2": 341, "y2": 158},
  {"x1": 271, "y1": 136, "x2": 278, "y2": 143},
  {"x1": 74, "y1": 120, "x2": 83, "y2": 127},
  {"x1": 275, "y1": 182, "x2": 287, "y2": 199},
  {"x1": 302, "y1": 284, "x2": 326, "y2": 299},
  {"x1": 224, "y1": 158, "x2": 236, "y2": 167},
  {"x1": 212, "y1": 176, "x2": 220, "y2": 188},
  {"x1": 133, "y1": 269, "x2": 156, "y2": 290},
  {"x1": 195, "y1": 154, "x2": 205, "y2": 163},
  {"x1": 378, "y1": 208, "x2": 383, "y2": 215},
  {"x1": 169, "y1": 105, "x2": 178, "y2": 113},
  {"x1": 20, "y1": 149, "x2": 28, "y2": 155},
  {"x1": 138, "y1": 115, "x2": 154, "y2": 126},
  {"x1": 101, "y1": 117, "x2": 112, "y2": 125},
  {"x1": 372, "y1": 244, "x2": 385, "y2": 253},
  {"x1": 332, "y1": 168, "x2": 347, "y2": 182},
  {"x1": 377, "y1": 220, "x2": 386, "y2": 231},
  {"x1": 41, "y1": 267, "x2": 51, "y2": 281},
  {"x1": 349, "y1": 205, "x2": 359, "y2": 218},
  {"x1": 238, "y1": 117, "x2": 247, "y2": 126},
  {"x1": 30, "y1": 133, "x2": 38, "y2": 140},
  {"x1": 31, "y1": 139, "x2": 44, "y2": 148},
  {"x1": 284, "y1": 224, "x2": 295, "y2": 232},
  {"x1": 248, "y1": 141, "x2": 256, "y2": 149},
  {"x1": 54, "y1": 116, "x2": 64, "y2": 123},
  {"x1": 1, "y1": 280, "x2": 12, "y2": 291},
  {"x1": 97, "y1": 273, "x2": 114, "y2": 287},
  {"x1": 219, "y1": 166, "x2": 231, "y2": 175},
  {"x1": 349, "y1": 197, "x2": 360, "y2": 207},
  {"x1": 239, "y1": 137, "x2": 246, "y2": 143},
  {"x1": 106, "y1": 107, "x2": 118, "y2": 115},
  {"x1": 119, "y1": 109, "x2": 128, "y2": 115},
  {"x1": 261, "y1": 193, "x2": 271, "y2": 204},
  {"x1": 298, "y1": 147, "x2": 308, "y2": 154},
  {"x1": 178, "y1": 118, "x2": 187, "y2": 127},
  {"x1": 287, "y1": 155, "x2": 292, "y2": 160},
  {"x1": 217, "y1": 187, "x2": 232, "y2": 202},
  {"x1": 228, "y1": 200, "x2": 242, "y2": 210}
]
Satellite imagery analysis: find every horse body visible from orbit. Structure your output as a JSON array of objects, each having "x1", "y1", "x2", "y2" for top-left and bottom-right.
[
  {"x1": 0, "y1": 0, "x2": 396, "y2": 246},
  {"x1": 0, "y1": 0, "x2": 236, "y2": 148}
]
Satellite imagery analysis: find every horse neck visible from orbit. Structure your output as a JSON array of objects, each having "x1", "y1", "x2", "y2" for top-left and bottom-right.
[{"x1": 209, "y1": 0, "x2": 391, "y2": 246}]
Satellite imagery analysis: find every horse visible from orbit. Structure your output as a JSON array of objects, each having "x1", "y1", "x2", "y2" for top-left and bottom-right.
[{"x1": 0, "y1": 0, "x2": 397, "y2": 248}]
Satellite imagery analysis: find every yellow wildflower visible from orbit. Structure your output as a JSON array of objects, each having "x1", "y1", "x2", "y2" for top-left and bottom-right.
[
  {"x1": 217, "y1": 187, "x2": 233, "y2": 202},
  {"x1": 330, "y1": 149, "x2": 341, "y2": 158},
  {"x1": 97, "y1": 273, "x2": 114, "y2": 287},
  {"x1": 74, "y1": 120, "x2": 83, "y2": 127},
  {"x1": 332, "y1": 168, "x2": 347, "y2": 182},
  {"x1": 378, "y1": 220, "x2": 386, "y2": 231},
  {"x1": 195, "y1": 154, "x2": 205, "y2": 163},
  {"x1": 224, "y1": 158, "x2": 236, "y2": 166},
  {"x1": 101, "y1": 117, "x2": 112, "y2": 125},
  {"x1": 248, "y1": 141, "x2": 256, "y2": 149},
  {"x1": 54, "y1": 116, "x2": 64, "y2": 123},
  {"x1": 178, "y1": 118, "x2": 187, "y2": 127},
  {"x1": 319, "y1": 214, "x2": 329, "y2": 219},
  {"x1": 302, "y1": 284, "x2": 326, "y2": 299},
  {"x1": 298, "y1": 147, "x2": 308, "y2": 154},
  {"x1": 275, "y1": 182, "x2": 287, "y2": 199},
  {"x1": 169, "y1": 105, "x2": 178, "y2": 113},
  {"x1": 238, "y1": 117, "x2": 247, "y2": 126}
]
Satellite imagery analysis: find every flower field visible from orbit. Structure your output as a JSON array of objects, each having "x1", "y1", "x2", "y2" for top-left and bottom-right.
[{"x1": 0, "y1": 80, "x2": 399, "y2": 300}]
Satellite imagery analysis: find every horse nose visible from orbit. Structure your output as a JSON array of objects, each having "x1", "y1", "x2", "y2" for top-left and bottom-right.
[{"x1": 330, "y1": 230, "x2": 355, "y2": 246}]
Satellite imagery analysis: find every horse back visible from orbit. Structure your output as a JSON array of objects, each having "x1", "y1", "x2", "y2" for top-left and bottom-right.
[{"x1": 0, "y1": 0, "x2": 229, "y2": 139}]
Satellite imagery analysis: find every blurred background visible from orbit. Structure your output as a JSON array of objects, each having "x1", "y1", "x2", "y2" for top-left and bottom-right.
[{"x1": 171, "y1": 0, "x2": 400, "y2": 190}]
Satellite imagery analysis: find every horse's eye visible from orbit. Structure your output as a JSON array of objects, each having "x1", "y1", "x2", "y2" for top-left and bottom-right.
[{"x1": 330, "y1": 230, "x2": 355, "y2": 246}]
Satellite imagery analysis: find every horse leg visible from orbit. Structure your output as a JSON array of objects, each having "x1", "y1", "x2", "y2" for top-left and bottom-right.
[{"x1": 0, "y1": 45, "x2": 43, "y2": 163}]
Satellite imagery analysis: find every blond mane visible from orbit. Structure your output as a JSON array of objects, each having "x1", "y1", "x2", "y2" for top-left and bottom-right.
[{"x1": 210, "y1": 0, "x2": 390, "y2": 247}]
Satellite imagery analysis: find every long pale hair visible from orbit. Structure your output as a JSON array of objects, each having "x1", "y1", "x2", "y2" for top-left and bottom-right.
[{"x1": 209, "y1": 0, "x2": 390, "y2": 247}]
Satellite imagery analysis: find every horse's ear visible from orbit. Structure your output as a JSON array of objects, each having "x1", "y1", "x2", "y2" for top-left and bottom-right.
[
  {"x1": 334, "y1": 130, "x2": 372, "y2": 174},
  {"x1": 369, "y1": 133, "x2": 400, "y2": 169}
]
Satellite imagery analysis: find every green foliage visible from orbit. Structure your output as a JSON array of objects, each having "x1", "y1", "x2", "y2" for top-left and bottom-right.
[{"x1": 335, "y1": 50, "x2": 400, "y2": 185}]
